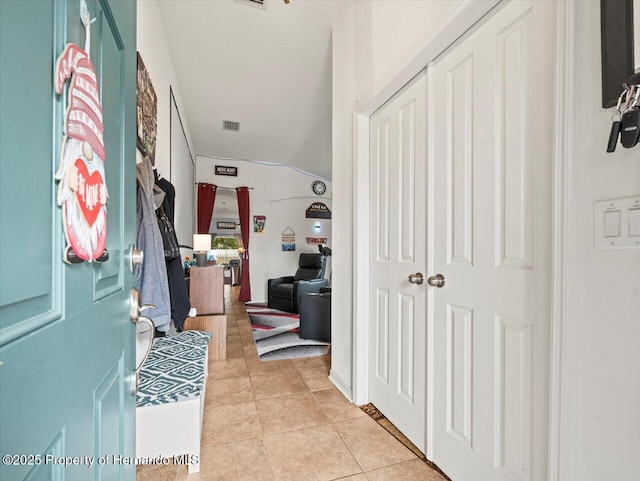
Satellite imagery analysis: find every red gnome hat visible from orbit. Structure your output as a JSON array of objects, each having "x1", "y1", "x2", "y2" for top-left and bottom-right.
[{"x1": 55, "y1": 43, "x2": 105, "y2": 161}]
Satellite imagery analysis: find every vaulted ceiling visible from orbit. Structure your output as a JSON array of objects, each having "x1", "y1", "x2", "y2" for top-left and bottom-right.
[{"x1": 157, "y1": 0, "x2": 341, "y2": 180}]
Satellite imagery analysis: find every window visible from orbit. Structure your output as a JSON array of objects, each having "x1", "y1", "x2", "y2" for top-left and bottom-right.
[{"x1": 212, "y1": 236, "x2": 238, "y2": 249}]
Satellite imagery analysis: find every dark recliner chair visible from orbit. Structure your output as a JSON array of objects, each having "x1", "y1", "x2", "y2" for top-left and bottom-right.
[{"x1": 268, "y1": 253, "x2": 328, "y2": 313}]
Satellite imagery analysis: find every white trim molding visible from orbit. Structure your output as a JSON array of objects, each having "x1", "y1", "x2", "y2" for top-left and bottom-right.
[
  {"x1": 196, "y1": 154, "x2": 331, "y2": 183},
  {"x1": 425, "y1": 61, "x2": 436, "y2": 461},
  {"x1": 548, "y1": 1, "x2": 577, "y2": 480},
  {"x1": 352, "y1": 111, "x2": 370, "y2": 406},
  {"x1": 329, "y1": 370, "x2": 353, "y2": 402}
]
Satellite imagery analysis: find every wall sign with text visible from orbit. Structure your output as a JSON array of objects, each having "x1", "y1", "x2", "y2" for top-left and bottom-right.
[
  {"x1": 305, "y1": 202, "x2": 331, "y2": 219},
  {"x1": 217, "y1": 222, "x2": 237, "y2": 229},
  {"x1": 306, "y1": 237, "x2": 327, "y2": 245},
  {"x1": 215, "y1": 165, "x2": 238, "y2": 177}
]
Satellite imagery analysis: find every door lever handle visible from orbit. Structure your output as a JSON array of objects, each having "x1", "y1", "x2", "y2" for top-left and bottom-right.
[
  {"x1": 133, "y1": 315, "x2": 155, "y2": 394},
  {"x1": 129, "y1": 288, "x2": 156, "y2": 395},
  {"x1": 129, "y1": 288, "x2": 157, "y2": 321}
]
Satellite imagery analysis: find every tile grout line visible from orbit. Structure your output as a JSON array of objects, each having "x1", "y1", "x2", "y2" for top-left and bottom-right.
[
  {"x1": 259, "y1": 435, "x2": 277, "y2": 481},
  {"x1": 234, "y1": 290, "x2": 278, "y2": 481},
  {"x1": 327, "y1": 422, "x2": 366, "y2": 478}
]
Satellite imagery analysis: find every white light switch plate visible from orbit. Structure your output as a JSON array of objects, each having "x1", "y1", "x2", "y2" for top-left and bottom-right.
[{"x1": 594, "y1": 196, "x2": 640, "y2": 248}]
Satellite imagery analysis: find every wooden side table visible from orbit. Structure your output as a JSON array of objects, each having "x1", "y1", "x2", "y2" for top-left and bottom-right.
[
  {"x1": 189, "y1": 266, "x2": 224, "y2": 315},
  {"x1": 184, "y1": 315, "x2": 227, "y2": 361}
]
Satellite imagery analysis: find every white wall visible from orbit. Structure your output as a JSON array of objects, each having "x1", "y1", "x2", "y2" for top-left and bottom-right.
[
  {"x1": 195, "y1": 156, "x2": 332, "y2": 303},
  {"x1": 351, "y1": 0, "x2": 454, "y2": 106},
  {"x1": 331, "y1": 0, "x2": 457, "y2": 400},
  {"x1": 169, "y1": 97, "x2": 194, "y2": 249},
  {"x1": 136, "y1": 0, "x2": 194, "y2": 249},
  {"x1": 561, "y1": 3, "x2": 640, "y2": 479}
]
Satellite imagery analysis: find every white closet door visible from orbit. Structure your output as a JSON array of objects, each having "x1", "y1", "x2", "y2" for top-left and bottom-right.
[
  {"x1": 429, "y1": 1, "x2": 555, "y2": 480},
  {"x1": 369, "y1": 70, "x2": 428, "y2": 453}
]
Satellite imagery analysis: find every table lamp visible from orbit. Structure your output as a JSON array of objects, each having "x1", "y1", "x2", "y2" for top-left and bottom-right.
[{"x1": 193, "y1": 234, "x2": 211, "y2": 267}]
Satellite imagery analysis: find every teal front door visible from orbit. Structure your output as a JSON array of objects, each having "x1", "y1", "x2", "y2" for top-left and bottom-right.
[{"x1": 0, "y1": 1, "x2": 137, "y2": 480}]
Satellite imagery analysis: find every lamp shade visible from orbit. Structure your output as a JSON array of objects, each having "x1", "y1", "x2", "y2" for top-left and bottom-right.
[{"x1": 193, "y1": 234, "x2": 211, "y2": 252}]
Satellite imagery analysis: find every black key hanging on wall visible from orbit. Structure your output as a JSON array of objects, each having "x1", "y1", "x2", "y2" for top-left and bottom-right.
[
  {"x1": 620, "y1": 109, "x2": 640, "y2": 148},
  {"x1": 607, "y1": 84, "x2": 640, "y2": 152},
  {"x1": 607, "y1": 120, "x2": 621, "y2": 152}
]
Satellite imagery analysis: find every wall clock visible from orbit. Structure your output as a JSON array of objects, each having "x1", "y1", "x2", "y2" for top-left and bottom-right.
[{"x1": 312, "y1": 180, "x2": 326, "y2": 196}]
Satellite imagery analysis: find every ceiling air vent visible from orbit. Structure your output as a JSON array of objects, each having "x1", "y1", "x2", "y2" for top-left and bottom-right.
[
  {"x1": 223, "y1": 120, "x2": 240, "y2": 132},
  {"x1": 234, "y1": 0, "x2": 267, "y2": 10}
]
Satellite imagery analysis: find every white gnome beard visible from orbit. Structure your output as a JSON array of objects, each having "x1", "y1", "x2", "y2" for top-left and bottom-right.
[{"x1": 57, "y1": 137, "x2": 107, "y2": 261}]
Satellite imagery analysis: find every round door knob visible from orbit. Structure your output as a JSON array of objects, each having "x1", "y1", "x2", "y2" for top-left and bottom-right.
[
  {"x1": 427, "y1": 274, "x2": 445, "y2": 288},
  {"x1": 408, "y1": 273, "x2": 424, "y2": 285},
  {"x1": 131, "y1": 248, "x2": 144, "y2": 266},
  {"x1": 129, "y1": 245, "x2": 144, "y2": 273}
]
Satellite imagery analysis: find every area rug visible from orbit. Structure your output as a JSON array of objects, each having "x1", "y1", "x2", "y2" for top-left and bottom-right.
[{"x1": 245, "y1": 303, "x2": 330, "y2": 361}]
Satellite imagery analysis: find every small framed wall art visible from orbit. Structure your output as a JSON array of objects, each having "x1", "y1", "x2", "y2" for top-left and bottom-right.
[
  {"x1": 136, "y1": 52, "x2": 157, "y2": 164},
  {"x1": 253, "y1": 215, "x2": 266, "y2": 233},
  {"x1": 281, "y1": 227, "x2": 296, "y2": 251}
]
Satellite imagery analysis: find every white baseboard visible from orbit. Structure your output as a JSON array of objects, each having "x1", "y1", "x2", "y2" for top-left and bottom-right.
[{"x1": 329, "y1": 369, "x2": 353, "y2": 402}]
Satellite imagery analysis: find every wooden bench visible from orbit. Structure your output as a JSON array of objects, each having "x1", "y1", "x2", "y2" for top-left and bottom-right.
[{"x1": 136, "y1": 330, "x2": 212, "y2": 474}]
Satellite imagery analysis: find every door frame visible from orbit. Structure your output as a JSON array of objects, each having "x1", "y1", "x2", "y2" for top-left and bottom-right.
[{"x1": 351, "y1": 0, "x2": 576, "y2": 475}]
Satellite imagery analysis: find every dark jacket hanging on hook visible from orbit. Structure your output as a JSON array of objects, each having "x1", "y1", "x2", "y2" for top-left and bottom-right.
[
  {"x1": 156, "y1": 176, "x2": 176, "y2": 223},
  {"x1": 154, "y1": 173, "x2": 190, "y2": 329}
]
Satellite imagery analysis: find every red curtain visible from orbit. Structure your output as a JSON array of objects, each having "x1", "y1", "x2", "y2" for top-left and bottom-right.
[
  {"x1": 236, "y1": 187, "x2": 251, "y2": 302},
  {"x1": 197, "y1": 183, "x2": 216, "y2": 234}
]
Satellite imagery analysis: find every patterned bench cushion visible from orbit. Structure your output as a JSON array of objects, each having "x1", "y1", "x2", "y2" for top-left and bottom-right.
[{"x1": 136, "y1": 330, "x2": 212, "y2": 407}]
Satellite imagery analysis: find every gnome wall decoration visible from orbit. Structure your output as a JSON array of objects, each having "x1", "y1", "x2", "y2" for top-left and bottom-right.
[{"x1": 54, "y1": 1, "x2": 108, "y2": 264}]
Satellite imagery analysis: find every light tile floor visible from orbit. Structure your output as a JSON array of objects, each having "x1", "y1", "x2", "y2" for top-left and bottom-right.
[{"x1": 137, "y1": 287, "x2": 444, "y2": 481}]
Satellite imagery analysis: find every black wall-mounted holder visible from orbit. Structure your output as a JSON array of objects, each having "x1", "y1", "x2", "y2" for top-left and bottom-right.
[
  {"x1": 601, "y1": 0, "x2": 639, "y2": 151},
  {"x1": 600, "y1": 0, "x2": 637, "y2": 109},
  {"x1": 600, "y1": 0, "x2": 640, "y2": 109}
]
